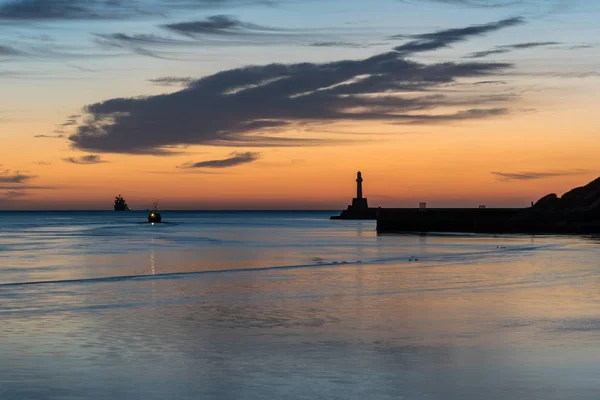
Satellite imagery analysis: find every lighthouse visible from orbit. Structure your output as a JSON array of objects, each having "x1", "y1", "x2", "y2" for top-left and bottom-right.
[
  {"x1": 351, "y1": 171, "x2": 369, "y2": 210},
  {"x1": 329, "y1": 171, "x2": 376, "y2": 219},
  {"x1": 356, "y1": 171, "x2": 363, "y2": 199}
]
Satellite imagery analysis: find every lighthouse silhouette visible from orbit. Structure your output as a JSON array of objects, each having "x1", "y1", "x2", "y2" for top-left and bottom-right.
[{"x1": 351, "y1": 171, "x2": 369, "y2": 210}]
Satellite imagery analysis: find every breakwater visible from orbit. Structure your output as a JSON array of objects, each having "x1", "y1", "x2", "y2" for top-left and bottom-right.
[{"x1": 376, "y1": 208, "x2": 523, "y2": 233}]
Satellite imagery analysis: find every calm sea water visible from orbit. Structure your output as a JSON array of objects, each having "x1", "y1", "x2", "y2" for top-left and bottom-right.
[{"x1": 1, "y1": 211, "x2": 599, "y2": 399}]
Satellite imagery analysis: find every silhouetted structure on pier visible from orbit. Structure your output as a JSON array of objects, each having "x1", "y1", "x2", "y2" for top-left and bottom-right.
[{"x1": 330, "y1": 171, "x2": 378, "y2": 220}]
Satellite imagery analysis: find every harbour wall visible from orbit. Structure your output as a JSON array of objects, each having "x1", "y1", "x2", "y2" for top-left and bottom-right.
[{"x1": 376, "y1": 208, "x2": 524, "y2": 233}]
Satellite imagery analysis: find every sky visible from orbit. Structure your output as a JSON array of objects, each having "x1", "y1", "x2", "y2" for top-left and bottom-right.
[{"x1": 1, "y1": 0, "x2": 599, "y2": 210}]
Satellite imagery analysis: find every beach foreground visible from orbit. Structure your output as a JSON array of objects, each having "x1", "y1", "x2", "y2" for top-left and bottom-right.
[{"x1": 1, "y1": 211, "x2": 599, "y2": 399}]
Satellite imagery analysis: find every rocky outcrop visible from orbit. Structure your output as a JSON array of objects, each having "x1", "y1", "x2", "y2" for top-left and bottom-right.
[
  {"x1": 531, "y1": 193, "x2": 560, "y2": 211},
  {"x1": 509, "y1": 177, "x2": 600, "y2": 233},
  {"x1": 558, "y1": 177, "x2": 600, "y2": 211}
]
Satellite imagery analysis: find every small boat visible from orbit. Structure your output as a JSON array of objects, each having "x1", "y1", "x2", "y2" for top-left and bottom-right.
[
  {"x1": 114, "y1": 194, "x2": 130, "y2": 211},
  {"x1": 148, "y1": 204, "x2": 162, "y2": 223}
]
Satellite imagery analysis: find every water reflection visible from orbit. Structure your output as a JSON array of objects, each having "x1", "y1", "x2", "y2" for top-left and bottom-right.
[{"x1": 1, "y1": 214, "x2": 599, "y2": 399}]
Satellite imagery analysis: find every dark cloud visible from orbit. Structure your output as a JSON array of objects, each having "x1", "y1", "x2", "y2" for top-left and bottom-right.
[
  {"x1": 61, "y1": 115, "x2": 80, "y2": 126},
  {"x1": 0, "y1": 171, "x2": 36, "y2": 183},
  {"x1": 568, "y1": 44, "x2": 595, "y2": 50},
  {"x1": 94, "y1": 33, "x2": 189, "y2": 47},
  {"x1": 149, "y1": 76, "x2": 194, "y2": 86},
  {"x1": 467, "y1": 49, "x2": 511, "y2": 58},
  {"x1": 163, "y1": 15, "x2": 280, "y2": 36},
  {"x1": 391, "y1": 108, "x2": 508, "y2": 125},
  {"x1": 491, "y1": 169, "x2": 589, "y2": 181},
  {"x1": 394, "y1": 17, "x2": 524, "y2": 54},
  {"x1": 34, "y1": 134, "x2": 65, "y2": 138},
  {"x1": 308, "y1": 41, "x2": 364, "y2": 48},
  {"x1": 473, "y1": 80, "x2": 507, "y2": 85},
  {"x1": 0, "y1": 0, "x2": 283, "y2": 21},
  {"x1": 0, "y1": 45, "x2": 23, "y2": 56},
  {"x1": 502, "y1": 41, "x2": 560, "y2": 49},
  {"x1": 466, "y1": 41, "x2": 559, "y2": 58},
  {"x1": 0, "y1": 0, "x2": 131, "y2": 20},
  {"x1": 62, "y1": 154, "x2": 107, "y2": 164},
  {"x1": 179, "y1": 151, "x2": 260, "y2": 168},
  {"x1": 69, "y1": 19, "x2": 523, "y2": 155},
  {"x1": 0, "y1": 184, "x2": 57, "y2": 190}
]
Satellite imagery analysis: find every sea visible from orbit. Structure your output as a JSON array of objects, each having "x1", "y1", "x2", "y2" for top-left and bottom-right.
[{"x1": 0, "y1": 211, "x2": 599, "y2": 399}]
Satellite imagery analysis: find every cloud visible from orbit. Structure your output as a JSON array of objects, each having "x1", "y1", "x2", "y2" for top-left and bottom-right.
[
  {"x1": 415, "y1": 0, "x2": 568, "y2": 9},
  {"x1": 62, "y1": 154, "x2": 107, "y2": 164},
  {"x1": 491, "y1": 169, "x2": 589, "y2": 181},
  {"x1": 308, "y1": 41, "x2": 364, "y2": 48},
  {"x1": 149, "y1": 76, "x2": 194, "y2": 86},
  {"x1": 0, "y1": 0, "x2": 132, "y2": 20},
  {"x1": 94, "y1": 15, "x2": 312, "y2": 58},
  {"x1": 178, "y1": 151, "x2": 260, "y2": 168},
  {"x1": 391, "y1": 108, "x2": 509, "y2": 125},
  {"x1": 163, "y1": 15, "x2": 280, "y2": 36},
  {"x1": 466, "y1": 41, "x2": 560, "y2": 58},
  {"x1": 33, "y1": 161, "x2": 51, "y2": 165},
  {"x1": 69, "y1": 21, "x2": 522, "y2": 156},
  {"x1": 94, "y1": 33, "x2": 189, "y2": 47},
  {"x1": 0, "y1": 45, "x2": 23, "y2": 56},
  {"x1": 0, "y1": 184, "x2": 57, "y2": 190},
  {"x1": 0, "y1": 171, "x2": 37, "y2": 184},
  {"x1": 393, "y1": 17, "x2": 525, "y2": 54},
  {"x1": 473, "y1": 80, "x2": 507, "y2": 85},
  {"x1": 0, "y1": 0, "x2": 285, "y2": 21},
  {"x1": 60, "y1": 114, "x2": 81, "y2": 126},
  {"x1": 467, "y1": 49, "x2": 510, "y2": 58},
  {"x1": 1, "y1": 190, "x2": 27, "y2": 199},
  {"x1": 34, "y1": 134, "x2": 65, "y2": 138}
]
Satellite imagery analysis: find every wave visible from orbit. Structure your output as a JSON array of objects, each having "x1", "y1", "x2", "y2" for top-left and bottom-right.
[{"x1": 0, "y1": 243, "x2": 554, "y2": 288}]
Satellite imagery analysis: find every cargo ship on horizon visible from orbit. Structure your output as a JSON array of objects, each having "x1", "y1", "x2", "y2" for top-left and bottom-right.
[{"x1": 114, "y1": 194, "x2": 130, "y2": 211}]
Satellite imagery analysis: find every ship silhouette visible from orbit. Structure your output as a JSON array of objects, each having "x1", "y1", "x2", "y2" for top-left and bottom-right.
[
  {"x1": 148, "y1": 203, "x2": 161, "y2": 223},
  {"x1": 114, "y1": 194, "x2": 130, "y2": 211}
]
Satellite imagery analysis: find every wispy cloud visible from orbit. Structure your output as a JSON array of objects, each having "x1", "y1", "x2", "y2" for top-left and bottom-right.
[
  {"x1": 92, "y1": 33, "x2": 191, "y2": 59},
  {"x1": 178, "y1": 152, "x2": 260, "y2": 169},
  {"x1": 491, "y1": 169, "x2": 589, "y2": 181},
  {"x1": 0, "y1": 0, "x2": 278, "y2": 21},
  {"x1": 163, "y1": 15, "x2": 281, "y2": 36},
  {"x1": 392, "y1": 108, "x2": 509, "y2": 125},
  {"x1": 60, "y1": 114, "x2": 80, "y2": 126},
  {"x1": 0, "y1": 45, "x2": 23, "y2": 56},
  {"x1": 148, "y1": 76, "x2": 194, "y2": 86},
  {"x1": 0, "y1": 190, "x2": 27, "y2": 199},
  {"x1": 34, "y1": 134, "x2": 65, "y2": 139},
  {"x1": 466, "y1": 41, "x2": 559, "y2": 58},
  {"x1": 62, "y1": 154, "x2": 107, "y2": 164},
  {"x1": 308, "y1": 41, "x2": 364, "y2": 48},
  {"x1": 0, "y1": 0, "x2": 137, "y2": 20},
  {"x1": 393, "y1": 17, "x2": 525, "y2": 54},
  {"x1": 0, "y1": 171, "x2": 37, "y2": 184}
]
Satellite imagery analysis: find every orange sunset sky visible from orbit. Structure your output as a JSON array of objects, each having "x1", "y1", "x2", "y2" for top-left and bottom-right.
[{"x1": 1, "y1": 0, "x2": 599, "y2": 209}]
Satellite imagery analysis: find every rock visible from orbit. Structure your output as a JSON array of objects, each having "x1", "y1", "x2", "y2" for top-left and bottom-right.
[
  {"x1": 560, "y1": 177, "x2": 600, "y2": 211},
  {"x1": 532, "y1": 193, "x2": 560, "y2": 211}
]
